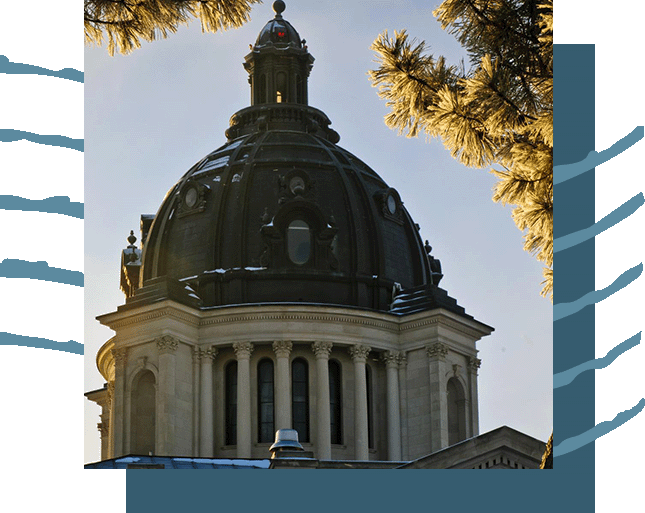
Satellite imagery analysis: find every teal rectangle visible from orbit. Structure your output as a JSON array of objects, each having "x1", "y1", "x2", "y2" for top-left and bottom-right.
[{"x1": 126, "y1": 43, "x2": 594, "y2": 512}]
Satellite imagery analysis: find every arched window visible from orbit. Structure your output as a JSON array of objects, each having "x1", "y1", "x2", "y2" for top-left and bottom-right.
[
  {"x1": 447, "y1": 377, "x2": 467, "y2": 445},
  {"x1": 329, "y1": 360, "x2": 342, "y2": 445},
  {"x1": 366, "y1": 364, "x2": 374, "y2": 449},
  {"x1": 131, "y1": 370, "x2": 156, "y2": 455},
  {"x1": 225, "y1": 361, "x2": 237, "y2": 445},
  {"x1": 291, "y1": 358, "x2": 309, "y2": 443},
  {"x1": 257, "y1": 358, "x2": 275, "y2": 443},
  {"x1": 287, "y1": 219, "x2": 311, "y2": 264}
]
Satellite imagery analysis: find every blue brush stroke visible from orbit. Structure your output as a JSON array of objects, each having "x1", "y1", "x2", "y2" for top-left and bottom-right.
[
  {"x1": 0, "y1": 55, "x2": 83, "y2": 83},
  {"x1": 554, "y1": 193, "x2": 644, "y2": 252},
  {"x1": 0, "y1": 332, "x2": 83, "y2": 355},
  {"x1": 554, "y1": 126, "x2": 644, "y2": 185},
  {"x1": 0, "y1": 129, "x2": 83, "y2": 152},
  {"x1": 554, "y1": 332, "x2": 641, "y2": 388},
  {"x1": 0, "y1": 195, "x2": 84, "y2": 219},
  {"x1": 0, "y1": 259, "x2": 83, "y2": 287},
  {"x1": 554, "y1": 263, "x2": 642, "y2": 321},
  {"x1": 554, "y1": 398, "x2": 645, "y2": 457}
]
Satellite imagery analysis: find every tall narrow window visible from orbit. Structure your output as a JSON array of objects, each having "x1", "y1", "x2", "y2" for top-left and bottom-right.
[
  {"x1": 291, "y1": 358, "x2": 309, "y2": 443},
  {"x1": 131, "y1": 370, "x2": 156, "y2": 455},
  {"x1": 447, "y1": 378, "x2": 467, "y2": 445},
  {"x1": 225, "y1": 361, "x2": 237, "y2": 445},
  {"x1": 287, "y1": 219, "x2": 311, "y2": 264},
  {"x1": 366, "y1": 364, "x2": 374, "y2": 449},
  {"x1": 258, "y1": 359, "x2": 275, "y2": 443},
  {"x1": 276, "y1": 71, "x2": 287, "y2": 103},
  {"x1": 329, "y1": 360, "x2": 342, "y2": 445}
]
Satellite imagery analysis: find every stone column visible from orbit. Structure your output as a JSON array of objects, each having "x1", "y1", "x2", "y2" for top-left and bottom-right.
[
  {"x1": 272, "y1": 340, "x2": 293, "y2": 431},
  {"x1": 382, "y1": 350, "x2": 402, "y2": 461},
  {"x1": 397, "y1": 352, "x2": 409, "y2": 460},
  {"x1": 192, "y1": 347, "x2": 200, "y2": 457},
  {"x1": 468, "y1": 356, "x2": 482, "y2": 437},
  {"x1": 233, "y1": 342, "x2": 254, "y2": 458},
  {"x1": 312, "y1": 341, "x2": 333, "y2": 460},
  {"x1": 349, "y1": 344, "x2": 371, "y2": 460},
  {"x1": 111, "y1": 347, "x2": 127, "y2": 457},
  {"x1": 156, "y1": 335, "x2": 179, "y2": 456},
  {"x1": 427, "y1": 342, "x2": 449, "y2": 452},
  {"x1": 107, "y1": 381, "x2": 115, "y2": 459},
  {"x1": 200, "y1": 346, "x2": 218, "y2": 457}
]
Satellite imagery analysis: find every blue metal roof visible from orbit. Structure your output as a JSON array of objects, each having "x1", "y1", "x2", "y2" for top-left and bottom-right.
[{"x1": 85, "y1": 455, "x2": 271, "y2": 469}]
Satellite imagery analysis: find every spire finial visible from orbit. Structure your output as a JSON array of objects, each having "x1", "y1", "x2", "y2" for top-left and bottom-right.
[
  {"x1": 127, "y1": 230, "x2": 137, "y2": 246},
  {"x1": 273, "y1": 0, "x2": 286, "y2": 17}
]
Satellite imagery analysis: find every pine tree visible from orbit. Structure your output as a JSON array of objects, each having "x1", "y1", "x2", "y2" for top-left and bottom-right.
[
  {"x1": 369, "y1": 0, "x2": 553, "y2": 299},
  {"x1": 85, "y1": 0, "x2": 261, "y2": 56}
]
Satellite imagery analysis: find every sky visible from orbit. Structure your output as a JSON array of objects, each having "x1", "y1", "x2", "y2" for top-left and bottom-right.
[{"x1": 84, "y1": 0, "x2": 553, "y2": 463}]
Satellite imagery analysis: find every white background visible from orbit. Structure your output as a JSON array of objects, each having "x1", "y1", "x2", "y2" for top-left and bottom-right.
[
  {"x1": 557, "y1": 2, "x2": 645, "y2": 511},
  {"x1": 0, "y1": 0, "x2": 125, "y2": 511},
  {"x1": 0, "y1": 1, "x2": 636, "y2": 512}
]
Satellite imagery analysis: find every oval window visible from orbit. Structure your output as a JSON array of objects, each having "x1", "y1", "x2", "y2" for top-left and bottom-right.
[{"x1": 287, "y1": 220, "x2": 311, "y2": 264}]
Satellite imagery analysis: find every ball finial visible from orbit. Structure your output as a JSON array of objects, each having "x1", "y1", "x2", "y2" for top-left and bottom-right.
[{"x1": 273, "y1": 0, "x2": 286, "y2": 16}]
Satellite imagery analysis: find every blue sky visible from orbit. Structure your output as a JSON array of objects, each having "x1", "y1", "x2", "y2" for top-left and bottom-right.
[{"x1": 84, "y1": 0, "x2": 552, "y2": 462}]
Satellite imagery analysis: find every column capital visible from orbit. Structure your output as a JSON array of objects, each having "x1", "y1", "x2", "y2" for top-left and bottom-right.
[
  {"x1": 467, "y1": 356, "x2": 482, "y2": 373},
  {"x1": 381, "y1": 350, "x2": 400, "y2": 368},
  {"x1": 426, "y1": 342, "x2": 448, "y2": 360},
  {"x1": 111, "y1": 347, "x2": 127, "y2": 366},
  {"x1": 97, "y1": 422, "x2": 108, "y2": 437},
  {"x1": 312, "y1": 341, "x2": 333, "y2": 358},
  {"x1": 107, "y1": 381, "x2": 115, "y2": 402},
  {"x1": 156, "y1": 335, "x2": 179, "y2": 354},
  {"x1": 348, "y1": 344, "x2": 371, "y2": 362},
  {"x1": 200, "y1": 347, "x2": 219, "y2": 361},
  {"x1": 233, "y1": 341, "x2": 254, "y2": 359},
  {"x1": 272, "y1": 340, "x2": 293, "y2": 358},
  {"x1": 397, "y1": 351, "x2": 407, "y2": 367}
]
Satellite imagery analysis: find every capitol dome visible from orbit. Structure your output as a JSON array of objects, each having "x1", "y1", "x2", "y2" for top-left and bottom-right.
[
  {"x1": 126, "y1": 1, "x2": 464, "y2": 317},
  {"x1": 91, "y1": 2, "x2": 492, "y2": 465}
]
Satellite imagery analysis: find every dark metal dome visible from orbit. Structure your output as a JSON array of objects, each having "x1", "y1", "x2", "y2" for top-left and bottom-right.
[{"x1": 122, "y1": 2, "x2": 470, "y2": 318}]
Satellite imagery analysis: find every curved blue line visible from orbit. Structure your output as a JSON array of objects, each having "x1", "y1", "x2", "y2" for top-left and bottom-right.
[
  {"x1": 0, "y1": 332, "x2": 83, "y2": 355},
  {"x1": 554, "y1": 193, "x2": 644, "y2": 252},
  {"x1": 554, "y1": 332, "x2": 641, "y2": 388},
  {"x1": 554, "y1": 398, "x2": 645, "y2": 457},
  {"x1": 0, "y1": 259, "x2": 83, "y2": 287},
  {"x1": 554, "y1": 263, "x2": 642, "y2": 321},
  {"x1": 554, "y1": 126, "x2": 644, "y2": 185},
  {"x1": 0, "y1": 129, "x2": 83, "y2": 152},
  {"x1": 0, "y1": 195, "x2": 84, "y2": 219},
  {"x1": 0, "y1": 55, "x2": 83, "y2": 83}
]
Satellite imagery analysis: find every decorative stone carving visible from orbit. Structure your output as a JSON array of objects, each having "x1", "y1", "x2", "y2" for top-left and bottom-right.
[
  {"x1": 452, "y1": 364, "x2": 462, "y2": 377},
  {"x1": 311, "y1": 340, "x2": 333, "y2": 358},
  {"x1": 381, "y1": 350, "x2": 400, "y2": 367},
  {"x1": 97, "y1": 422, "x2": 108, "y2": 437},
  {"x1": 156, "y1": 335, "x2": 179, "y2": 354},
  {"x1": 397, "y1": 351, "x2": 407, "y2": 367},
  {"x1": 468, "y1": 357, "x2": 482, "y2": 372},
  {"x1": 200, "y1": 347, "x2": 219, "y2": 361},
  {"x1": 192, "y1": 346, "x2": 201, "y2": 363},
  {"x1": 272, "y1": 340, "x2": 293, "y2": 358},
  {"x1": 111, "y1": 347, "x2": 127, "y2": 366},
  {"x1": 233, "y1": 341, "x2": 254, "y2": 359},
  {"x1": 107, "y1": 381, "x2": 115, "y2": 403},
  {"x1": 348, "y1": 344, "x2": 371, "y2": 362},
  {"x1": 426, "y1": 343, "x2": 448, "y2": 360}
]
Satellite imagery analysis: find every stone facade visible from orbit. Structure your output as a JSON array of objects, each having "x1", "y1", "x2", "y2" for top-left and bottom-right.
[{"x1": 88, "y1": 301, "x2": 492, "y2": 461}]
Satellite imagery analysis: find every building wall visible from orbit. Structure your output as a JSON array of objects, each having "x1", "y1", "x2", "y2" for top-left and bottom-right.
[{"x1": 93, "y1": 302, "x2": 491, "y2": 461}]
